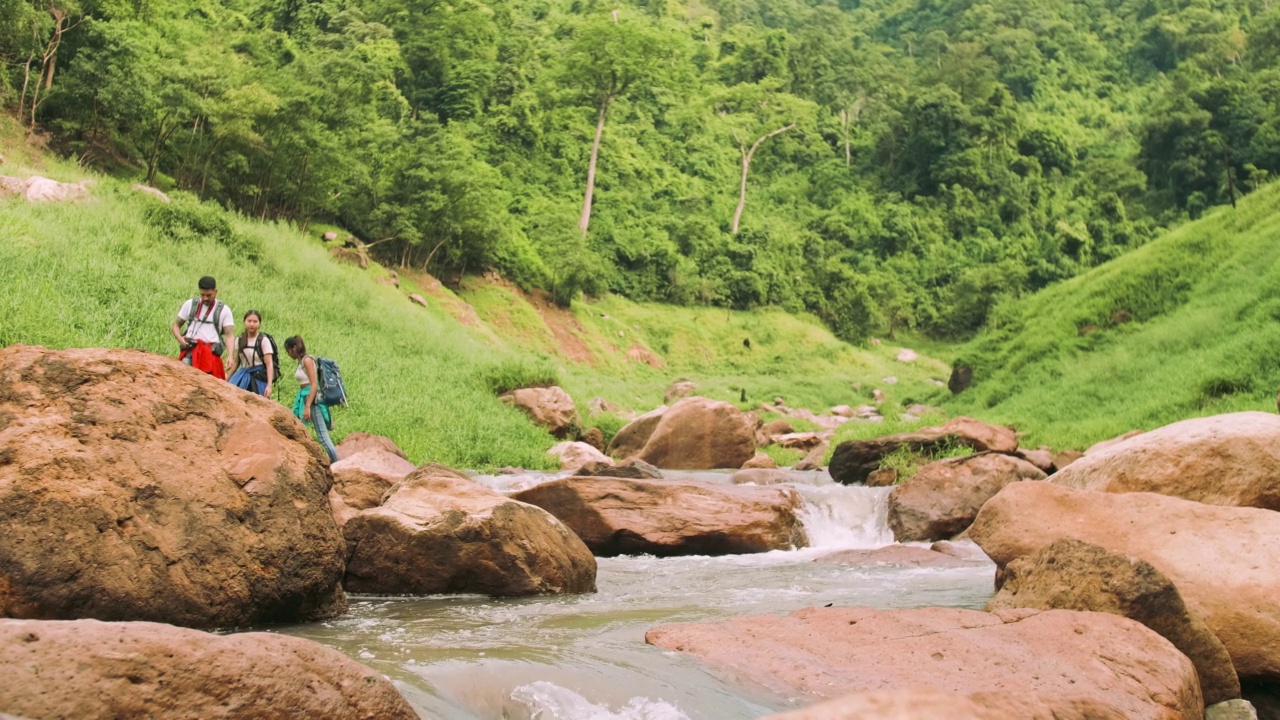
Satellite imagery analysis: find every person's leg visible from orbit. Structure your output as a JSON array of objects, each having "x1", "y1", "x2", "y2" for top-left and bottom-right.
[{"x1": 309, "y1": 403, "x2": 338, "y2": 463}]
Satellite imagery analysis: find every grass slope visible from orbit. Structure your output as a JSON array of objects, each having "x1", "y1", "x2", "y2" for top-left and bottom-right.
[
  {"x1": 949, "y1": 180, "x2": 1280, "y2": 449},
  {"x1": 0, "y1": 121, "x2": 951, "y2": 469}
]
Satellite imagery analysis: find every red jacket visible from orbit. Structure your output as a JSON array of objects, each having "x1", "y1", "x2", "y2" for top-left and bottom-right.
[{"x1": 179, "y1": 340, "x2": 226, "y2": 380}]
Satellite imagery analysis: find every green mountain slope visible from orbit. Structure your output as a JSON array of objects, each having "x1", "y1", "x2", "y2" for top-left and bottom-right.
[
  {"x1": 0, "y1": 133, "x2": 953, "y2": 469},
  {"x1": 948, "y1": 181, "x2": 1280, "y2": 449}
]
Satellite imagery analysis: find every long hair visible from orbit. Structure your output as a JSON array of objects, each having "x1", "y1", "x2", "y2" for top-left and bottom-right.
[{"x1": 284, "y1": 335, "x2": 306, "y2": 356}]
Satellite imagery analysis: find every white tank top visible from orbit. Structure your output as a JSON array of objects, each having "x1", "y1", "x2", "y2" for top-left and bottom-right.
[{"x1": 295, "y1": 359, "x2": 309, "y2": 386}]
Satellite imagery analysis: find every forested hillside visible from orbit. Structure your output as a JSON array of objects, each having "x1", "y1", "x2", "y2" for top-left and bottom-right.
[{"x1": 4, "y1": 0, "x2": 1279, "y2": 341}]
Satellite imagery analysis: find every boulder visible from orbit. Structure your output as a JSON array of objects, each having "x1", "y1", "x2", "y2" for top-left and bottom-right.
[
  {"x1": 606, "y1": 405, "x2": 667, "y2": 458},
  {"x1": 663, "y1": 380, "x2": 697, "y2": 404},
  {"x1": 646, "y1": 606, "x2": 1201, "y2": 719},
  {"x1": 328, "y1": 489, "x2": 359, "y2": 528},
  {"x1": 793, "y1": 442, "x2": 828, "y2": 471},
  {"x1": 969, "y1": 482, "x2": 1280, "y2": 682},
  {"x1": 330, "y1": 449, "x2": 416, "y2": 510},
  {"x1": 987, "y1": 538, "x2": 1240, "y2": 704},
  {"x1": 828, "y1": 416, "x2": 1018, "y2": 485},
  {"x1": 342, "y1": 464, "x2": 596, "y2": 596},
  {"x1": 929, "y1": 540, "x2": 993, "y2": 562},
  {"x1": 636, "y1": 397, "x2": 758, "y2": 469},
  {"x1": 762, "y1": 691, "x2": 1115, "y2": 720},
  {"x1": 772, "y1": 432, "x2": 829, "y2": 451},
  {"x1": 740, "y1": 452, "x2": 778, "y2": 470},
  {"x1": 813, "y1": 545, "x2": 984, "y2": 569},
  {"x1": 887, "y1": 453, "x2": 1046, "y2": 542},
  {"x1": 547, "y1": 440, "x2": 611, "y2": 471},
  {"x1": 512, "y1": 477, "x2": 808, "y2": 557},
  {"x1": 580, "y1": 426, "x2": 605, "y2": 451},
  {"x1": 866, "y1": 468, "x2": 898, "y2": 487},
  {"x1": 830, "y1": 405, "x2": 855, "y2": 418},
  {"x1": 328, "y1": 245, "x2": 368, "y2": 269},
  {"x1": 758, "y1": 419, "x2": 795, "y2": 446},
  {"x1": 1014, "y1": 447, "x2": 1055, "y2": 473},
  {"x1": 335, "y1": 431, "x2": 408, "y2": 461},
  {"x1": 130, "y1": 184, "x2": 170, "y2": 203},
  {"x1": 408, "y1": 293, "x2": 428, "y2": 307},
  {"x1": 1052, "y1": 412, "x2": 1280, "y2": 510},
  {"x1": 322, "y1": 231, "x2": 339, "y2": 241},
  {"x1": 499, "y1": 386, "x2": 579, "y2": 438},
  {"x1": 0, "y1": 345, "x2": 346, "y2": 629},
  {"x1": 0, "y1": 619, "x2": 417, "y2": 720},
  {"x1": 572, "y1": 458, "x2": 662, "y2": 480},
  {"x1": 895, "y1": 348, "x2": 918, "y2": 362},
  {"x1": 21, "y1": 176, "x2": 90, "y2": 202}
]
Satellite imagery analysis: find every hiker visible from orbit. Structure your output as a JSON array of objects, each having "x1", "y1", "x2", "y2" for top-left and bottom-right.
[
  {"x1": 227, "y1": 310, "x2": 275, "y2": 397},
  {"x1": 283, "y1": 335, "x2": 337, "y2": 463},
  {"x1": 171, "y1": 276, "x2": 235, "y2": 379}
]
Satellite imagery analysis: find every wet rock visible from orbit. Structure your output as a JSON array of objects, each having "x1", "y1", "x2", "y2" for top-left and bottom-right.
[
  {"x1": 987, "y1": 538, "x2": 1240, "y2": 704},
  {"x1": 606, "y1": 405, "x2": 667, "y2": 459},
  {"x1": 647, "y1": 607, "x2": 1201, "y2": 719},
  {"x1": 343, "y1": 464, "x2": 596, "y2": 596},
  {"x1": 969, "y1": 482, "x2": 1280, "y2": 682},
  {"x1": 0, "y1": 619, "x2": 417, "y2": 720},
  {"x1": 336, "y1": 431, "x2": 408, "y2": 461},
  {"x1": 499, "y1": 386, "x2": 579, "y2": 439},
  {"x1": 887, "y1": 453, "x2": 1046, "y2": 542},
  {"x1": 330, "y1": 449, "x2": 416, "y2": 510},
  {"x1": 829, "y1": 417, "x2": 1018, "y2": 485},
  {"x1": 513, "y1": 477, "x2": 808, "y2": 557},
  {"x1": 635, "y1": 397, "x2": 757, "y2": 470}
]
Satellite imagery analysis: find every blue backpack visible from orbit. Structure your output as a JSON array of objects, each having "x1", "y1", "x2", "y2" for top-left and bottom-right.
[{"x1": 314, "y1": 355, "x2": 348, "y2": 406}]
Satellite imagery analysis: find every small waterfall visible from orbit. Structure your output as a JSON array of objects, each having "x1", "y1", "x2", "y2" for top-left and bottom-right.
[
  {"x1": 507, "y1": 681, "x2": 690, "y2": 720},
  {"x1": 793, "y1": 483, "x2": 893, "y2": 550}
]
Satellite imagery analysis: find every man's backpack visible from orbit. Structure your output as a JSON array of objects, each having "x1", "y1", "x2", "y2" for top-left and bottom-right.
[
  {"x1": 314, "y1": 356, "x2": 348, "y2": 406},
  {"x1": 185, "y1": 299, "x2": 226, "y2": 333},
  {"x1": 241, "y1": 333, "x2": 280, "y2": 389}
]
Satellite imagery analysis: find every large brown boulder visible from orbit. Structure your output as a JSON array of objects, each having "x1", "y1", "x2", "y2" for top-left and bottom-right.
[
  {"x1": 987, "y1": 538, "x2": 1240, "y2": 704},
  {"x1": 512, "y1": 477, "x2": 809, "y2": 556},
  {"x1": 829, "y1": 416, "x2": 1018, "y2": 485},
  {"x1": 330, "y1": 449, "x2": 415, "y2": 510},
  {"x1": 547, "y1": 440, "x2": 611, "y2": 471},
  {"x1": 635, "y1": 396, "x2": 758, "y2": 469},
  {"x1": 499, "y1": 386, "x2": 579, "y2": 438},
  {"x1": 343, "y1": 464, "x2": 596, "y2": 596},
  {"x1": 335, "y1": 431, "x2": 408, "y2": 461},
  {"x1": 0, "y1": 346, "x2": 346, "y2": 629},
  {"x1": 1052, "y1": 412, "x2": 1280, "y2": 510},
  {"x1": 646, "y1": 606, "x2": 1201, "y2": 719},
  {"x1": 606, "y1": 405, "x2": 667, "y2": 458},
  {"x1": 0, "y1": 619, "x2": 416, "y2": 720},
  {"x1": 969, "y1": 482, "x2": 1280, "y2": 682},
  {"x1": 887, "y1": 453, "x2": 1046, "y2": 542},
  {"x1": 763, "y1": 691, "x2": 1116, "y2": 720}
]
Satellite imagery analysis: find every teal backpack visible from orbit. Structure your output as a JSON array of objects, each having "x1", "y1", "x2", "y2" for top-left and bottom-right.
[{"x1": 314, "y1": 356, "x2": 348, "y2": 406}]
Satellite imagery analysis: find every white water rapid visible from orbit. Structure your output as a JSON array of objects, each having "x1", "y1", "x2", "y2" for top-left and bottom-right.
[{"x1": 273, "y1": 469, "x2": 997, "y2": 719}]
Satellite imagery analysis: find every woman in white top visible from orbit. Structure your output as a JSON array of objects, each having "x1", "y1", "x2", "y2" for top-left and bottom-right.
[
  {"x1": 227, "y1": 310, "x2": 275, "y2": 397},
  {"x1": 283, "y1": 334, "x2": 337, "y2": 463}
]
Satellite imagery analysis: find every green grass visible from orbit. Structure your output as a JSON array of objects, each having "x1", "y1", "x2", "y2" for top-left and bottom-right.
[{"x1": 946, "y1": 180, "x2": 1280, "y2": 450}]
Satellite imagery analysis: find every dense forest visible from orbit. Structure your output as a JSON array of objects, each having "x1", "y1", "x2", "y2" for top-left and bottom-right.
[{"x1": 4, "y1": 0, "x2": 1279, "y2": 340}]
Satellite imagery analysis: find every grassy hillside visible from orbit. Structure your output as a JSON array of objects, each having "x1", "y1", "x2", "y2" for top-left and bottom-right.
[
  {"x1": 949, "y1": 181, "x2": 1280, "y2": 449},
  {"x1": 0, "y1": 122, "x2": 951, "y2": 469}
]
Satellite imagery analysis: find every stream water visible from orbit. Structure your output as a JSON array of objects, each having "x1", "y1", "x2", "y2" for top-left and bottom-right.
[{"x1": 274, "y1": 469, "x2": 997, "y2": 720}]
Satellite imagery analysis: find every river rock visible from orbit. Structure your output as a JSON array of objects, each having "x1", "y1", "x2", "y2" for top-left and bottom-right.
[
  {"x1": 512, "y1": 477, "x2": 808, "y2": 556},
  {"x1": 335, "y1": 431, "x2": 408, "y2": 460},
  {"x1": 1084, "y1": 428, "x2": 1145, "y2": 455},
  {"x1": 762, "y1": 690, "x2": 1115, "y2": 719},
  {"x1": 547, "y1": 440, "x2": 611, "y2": 471},
  {"x1": 813, "y1": 545, "x2": 984, "y2": 569},
  {"x1": 987, "y1": 538, "x2": 1240, "y2": 704},
  {"x1": 572, "y1": 458, "x2": 663, "y2": 479},
  {"x1": 498, "y1": 386, "x2": 579, "y2": 438},
  {"x1": 606, "y1": 405, "x2": 667, "y2": 458},
  {"x1": 636, "y1": 397, "x2": 758, "y2": 469},
  {"x1": 0, "y1": 345, "x2": 346, "y2": 628},
  {"x1": 741, "y1": 451, "x2": 778, "y2": 469},
  {"x1": 343, "y1": 464, "x2": 596, "y2": 596},
  {"x1": 330, "y1": 448, "x2": 415, "y2": 510},
  {"x1": 828, "y1": 416, "x2": 1018, "y2": 485},
  {"x1": 664, "y1": 380, "x2": 697, "y2": 404},
  {"x1": 1052, "y1": 412, "x2": 1280, "y2": 510},
  {"x1": 0, "y1": 619, "x2": 416, "y2": 720},
  {"x1": 887, "y1": 453, "x2": 1046, "y2": 542},
  {"x1": 731, "y1": 468, "x2": 791, "y2": 485},
  {"x1": 968, "y1": 482, "x2": 1280, "y2": 682},
  {"x1": 646, "y1": 606, "x2": 1201, "y2": 719}
]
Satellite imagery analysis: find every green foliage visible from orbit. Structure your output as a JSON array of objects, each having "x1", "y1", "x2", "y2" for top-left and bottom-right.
[
  {"x1": 478, "y1": 357, "x2": 561, "y2": 396},
  {"x1": 877, "y1": 441, "x2": 974, "y2": 482},
  {"x1": 145, "y1": 196, "x2": 263, "y2": 262}
]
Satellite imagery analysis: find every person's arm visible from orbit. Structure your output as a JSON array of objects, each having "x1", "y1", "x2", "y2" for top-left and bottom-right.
[
  {"x1": 264, "y1": 345, "x2": 275, "y2": 395},
  {"x1": 221, "y1": 309, "x2": 235, "y2": 373},
  {"x1": 227, "y1": 342, "x2": 240, "y2": 376},
  {"x1": 303, "y1": 356, "x2": 318, "y2": 420},
  {"x1": 172, "y1": 303, "x2": 191, "y2": 349}
]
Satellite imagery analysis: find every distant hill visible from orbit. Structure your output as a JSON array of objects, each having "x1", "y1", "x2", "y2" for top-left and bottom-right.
[{"x1": 948, "y1": 181, "x2": 1280, "y2": 450}]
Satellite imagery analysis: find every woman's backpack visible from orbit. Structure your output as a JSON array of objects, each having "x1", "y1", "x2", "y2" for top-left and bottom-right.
[{"x1": 315, "y1": 356, "x2": 348, "y2": 406}]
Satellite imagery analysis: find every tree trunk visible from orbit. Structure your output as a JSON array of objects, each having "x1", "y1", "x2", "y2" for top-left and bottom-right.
[
  {"x1": 732, "y1": 123, "x2": 795, "y2": 235},
  {"x1": 578, "y1": 98, "x2": 611, "y2": 236}
]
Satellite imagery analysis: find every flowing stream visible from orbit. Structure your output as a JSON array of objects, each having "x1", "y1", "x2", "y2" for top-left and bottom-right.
[{"x1": 273, "y1": 470, "x2": 997, "y2": 719}]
